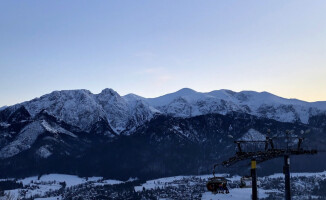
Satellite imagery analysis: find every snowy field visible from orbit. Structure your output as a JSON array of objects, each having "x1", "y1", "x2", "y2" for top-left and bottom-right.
[
  {"x1": 134, "y1": 174, "x2": 268, "y2": 200},
  {"x1": 2, "y1": 174, "x2": 125, "y2": 200},
  {"x1": 134, "y1": 172, "x2": 326, "y2": 200},
  {"x1": 1, "y1": 172, "x2": 326, "y2": 199},
  {"x1": 202, "y1": 188, "x2": 272, "y2": 200},
  {"x1": 136, "y1": 175, "x2": 274, "y2": 200}
]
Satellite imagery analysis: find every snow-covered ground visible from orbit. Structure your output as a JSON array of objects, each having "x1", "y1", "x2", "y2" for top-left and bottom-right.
[
  {"x1": 201, "y1": 188, "x2": 273, "y2": 200},
  {"x1": 267, "y1": 171, "x2": 326, "y2": 179},
  {"x1": 2, "y1": 174, "x2": 125, "y2": 199},
  {"x1": 34, "y1": 197, "x2": 62, "y2": 200},
  {"x1": 134, "y1": 174, "x2": 227, "y2": 192},
  {"x1": 19, "y1": 174, "x2": 102, "y2": 187},
  {"x1": 2, "y1": 172, "x2": 326, "y2": 199},
  {"x1": 134, "y1": 171, "x2": 326, "y2": 200},
  {"x1": 134, "y1": 174, "x2": 258, "y2": 200}
]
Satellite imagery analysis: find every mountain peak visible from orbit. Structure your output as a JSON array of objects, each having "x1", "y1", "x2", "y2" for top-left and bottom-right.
[
  {"x1": 36, "y1": 89, "x2": 93, "y2": 101},
  {"x1": 123, "y1": 93, "x2": 145, "y2": 102},
  {"x1": 175, "y1": 88, "x2": 198, "y2": 95},
  {"x1": 98, "y1": 88, "x2": 119, "y2": 96},
  {"x1": 146, "y1": 88, "x2": 201, "y2": 106}
]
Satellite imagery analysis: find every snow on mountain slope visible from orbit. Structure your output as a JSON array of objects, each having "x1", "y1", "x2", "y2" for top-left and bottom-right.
[
  {"x1": 142, "y1": 88, "x2": 326, "y2": 124},
  {"x1": 1, "y1": 89, "x2": 158, "y2": 135},
  {"x1": 0, "y1": 121, "x2": 45, "y2": 158},
  {"x1": 95, "y1": 89, "x2": 130, "y2": 133},
  {"x1": 21, "y1": 90, "x2": 106, "y2": 132},
  {"x1": 0, "y1": 106, "x2": 7, "y2": 111},
  {"x1": 1, "y1": 88, "x2": 325, "y2": 137},
  {"x1": 96, "y1": 89, "x2": 159, "y2": 134},
  {"x1": 36, "y1": 145, "x2": 53, "y2": 158},
  {"x1": 123, "y1": 97, "x2": 160, "y2": 134},
  {"x1": 241, "y1": 129, "x2": 266, "y2": 141},
  {"x1": 41, "y1": 120, "x2": 77, "y2": 138},
  {"x1": 311, "y1": 101, "x2": 326, "y2": 110},
  {"x1": 145, "y1": 88, "x2": 203, "y2": 107}
]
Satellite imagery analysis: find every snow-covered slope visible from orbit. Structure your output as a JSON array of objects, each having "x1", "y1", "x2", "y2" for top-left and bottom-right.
[
  {"x1": 0, "y1": 89, "x2": 158, "y2": 135},
  {"x1": 142, "y1": 88, "x2": 326, "y2": 124},
  {"x1": 0, "y1": 106, "x2": 7, "y2": 111},
  {"x1": 96, "y1": 89, "x2": 159, "y2": 134},
  {"x1": 1, "y1": 88, "x2": 325, "y2": 137},
  {"x1": 22, "y1": 90, "x2": 105, "y2": 131},
  {"x1": 240, "y1": 129, "x2": 266, "y2": 141},
  {"x1": 0, "y1": 121, "x2": 45, "y2": 159}
]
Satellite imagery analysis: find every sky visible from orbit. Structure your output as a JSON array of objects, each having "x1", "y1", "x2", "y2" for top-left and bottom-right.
[{"x1": 0, "y1": 0, "x2": 325, "y2": 106}]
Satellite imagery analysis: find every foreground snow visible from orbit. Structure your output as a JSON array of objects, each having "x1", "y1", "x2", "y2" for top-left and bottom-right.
[
  {"x1": 3, "y1": 174, "x2": 124, "y2": 199},
  {"x1": 19, "y1": 174, "x2": 103, "y2": 187},
  {"x1": 202, "y1": 188, "x2": 273, "y2": 200},
  {"x1": 34, "y1": 197, "x2": 62, "y2": 200},
  {"x1": 2, "y1": 171, "x2": 326, "y2": 199},
  {"x1": 135, "y1": 174, "x2": 273, "y2": 200},
  {"x1": 134, "y1": 171, "x2": 326, "y2": 200}
]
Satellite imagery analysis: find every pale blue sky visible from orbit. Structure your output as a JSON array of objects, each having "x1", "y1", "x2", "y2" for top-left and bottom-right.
[{"x1": 0, "y1": 0, "x2": 325, "y2": 106}]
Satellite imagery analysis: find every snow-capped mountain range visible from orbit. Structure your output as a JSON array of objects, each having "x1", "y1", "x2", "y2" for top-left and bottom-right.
[
  {"x1": 2, "y1": 88, "x2": 326, "y2": 135},
  {"x1": 1, "y1": 88, "x2": 326, "y2": 179}
]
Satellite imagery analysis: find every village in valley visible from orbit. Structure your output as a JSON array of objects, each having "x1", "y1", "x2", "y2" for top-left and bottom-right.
[{"x1": 1, "y1": 172, "x2": 326, "y2": 200}]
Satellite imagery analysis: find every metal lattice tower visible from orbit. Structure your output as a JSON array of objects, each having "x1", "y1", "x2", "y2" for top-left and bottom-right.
[{"x1": 212, "y1": 129, "x2": 317, "y2": 200}]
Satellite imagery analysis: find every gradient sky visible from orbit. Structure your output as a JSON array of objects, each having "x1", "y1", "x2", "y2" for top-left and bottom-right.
[{"x1": 0, "y1": 0, "x2": 325, "y2": 106}]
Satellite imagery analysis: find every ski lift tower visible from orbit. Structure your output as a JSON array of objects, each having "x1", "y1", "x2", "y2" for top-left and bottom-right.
[{"x1": 211, "y1": 129, "x2": 317, "y2": 200}]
